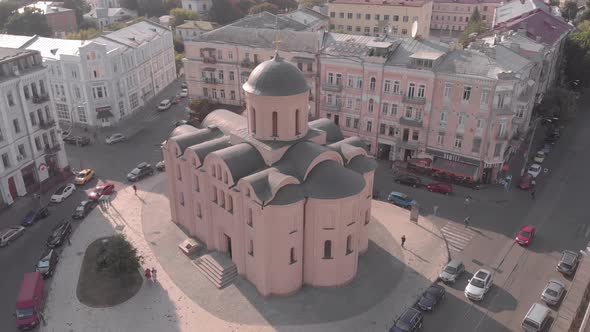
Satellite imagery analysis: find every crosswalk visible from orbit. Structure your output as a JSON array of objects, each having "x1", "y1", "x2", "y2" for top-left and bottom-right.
[{"x1": 440, "y1": 223, "x2": 477, "y2": 252}]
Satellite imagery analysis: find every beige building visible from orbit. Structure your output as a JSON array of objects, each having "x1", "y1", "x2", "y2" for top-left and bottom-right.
[
  {"x1": 431, "y1": 0, "x2": 502, "y2": 31},
  {"x1": 328, "y1": 0, "x2": 432, "y2": 38}
]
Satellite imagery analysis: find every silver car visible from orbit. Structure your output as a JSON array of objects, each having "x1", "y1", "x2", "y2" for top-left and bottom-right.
[
  {"x1": 541, "y1": 279, "x2": 565, "y2": 305},
  {"x1": 105, "y1": 133, "x2": 126, "y2": 144},
  {"x1": 0, "y1": 226, "x2": 26, "y2": 247},
  {"x1": 439, "y1": 259, "x2": 465, "y2": 283}
]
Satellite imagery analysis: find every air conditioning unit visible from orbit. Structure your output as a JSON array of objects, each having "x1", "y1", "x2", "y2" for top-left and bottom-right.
[{"x1": 17, "y1": 154, "x2": 24, "y2": 161}]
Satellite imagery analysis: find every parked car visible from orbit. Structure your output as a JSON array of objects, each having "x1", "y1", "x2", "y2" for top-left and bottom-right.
[
  {"x1": 394, "y1": 175, "x2": 422, "y2": 188},
  {"x1": 180, "y1": 82, "x2": 187, "y2": 89},
  {"x1": 88, "y1": 182, "x2": 115, "y2": 201},
  {"x1": 533, "y1": 151, "x2": 546, "y2": 164},
  {"x1": 63, "y1": 136, "x2": 91, "y2": 146},
  {"x1": 515, "y1": 225, "x2": 535, "y2": 246},
  {"x1": 47, "y1": 221, "x2": 72, "y2": 248},
  {"x1": 426, "y1": 182, "x2": 452, "y2": 195},
  {"x1": 557, "y1": 250, "x2": 579, "y2": 276},
  {"x1": 127, "y1": 162, "x2": 154, "y2": 181},
  {"x1": 14, "y1": 272, "x2": 44, "y2": 330},
  {"x1": 36, "y1": 249, "x2": 58, "y2": 279},
  {"x1": 543, "y1": 143, "x2": 553, "y2": 155},
  {"x1": 179, "y1": 88, "x2": 188, "y2": 97},
  {"x1": 391, "y1": 307, "x2": 423, "y2": 332},
  {"x1": 417, "y1": 284, "x2": 446, "y2": 311},
  {"x1": 156, "y1": 160, "x2": 165, "y2": 171},
  {"x1": 541, "y1": 279, "x2": 565, "y2": 306},
  {"x1": 105, "y1": 133, "x2": 126, "y2": 144},
  {"x1": 157, "y1": 99, "x2": 172, "y2": 111},
  {"x1": 74, "y1": 169, "x2": 95, "y2": 185},
  {"x1": 545, "y1": 134, "x2": 558, "y2": 144},
  {"x1": 439, "y1": 259, "x2": 465, "y2": 283},
  {"x1": 522, "y1": 303, "x2": 552, "y2": 332},
  {"x1": 465, "y1": 269, "x2": 493, "y2": 301},
  {"x1": 21, "y1": 206, "x2": 49, "y2": 226},
  {"x1": 387, "y1": 191, "x2": 417, "y2": 209},
  {"x1": 50, "y1": 183, "x2": 75, "y2": 203},
  {"x1": 527, "y1": 164, "x2": 542, "y2": 178},
  {"x1": 518, "y1": 173, "x2": 534, "y2": 190},
  {"x1": 72, "y1": 200, "x2": 95, "y2": 220},
  {"x1": 0, "y1": 226, "x2": 26, "y2": 247}
]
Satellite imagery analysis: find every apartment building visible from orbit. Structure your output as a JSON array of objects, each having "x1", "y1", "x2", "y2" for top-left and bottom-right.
[
  {"x1": 84, "y1": 7, "x2": 138, "y2": 29},
  {"x1": 283, "y1": 6, "x2": 330, "y2": 32},
  {"x1": 0, "y1": 48, "x2": 68, "y2": 207},
  {"x1": 176, "y1": 21, "x2": 218, "y2": 40},
  {"x1": 0, "y1": 20, "x2": 176, "y2": 128},
  {"x1": 431, "y1": 0, "x2": 501, "y2": 31},
  {"x1": 181, "y1": 0, "x2": 212, "y2": 16},
  {"x1": 327, "y1": 0, "x2": 432, "y2": 38}
]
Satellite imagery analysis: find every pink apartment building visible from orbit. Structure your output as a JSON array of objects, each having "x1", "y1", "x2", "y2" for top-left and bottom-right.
[
  {"x1": 431, "y1": 0, "x2": 502, "y2": 31},
  {"x1": 163, "y1": 54, "x2": 377, "y2": 296}
]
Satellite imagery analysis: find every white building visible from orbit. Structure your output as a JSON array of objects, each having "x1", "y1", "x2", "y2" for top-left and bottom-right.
[
  {"x1": 176, "y1": 20, "x2": 218, "y2": 40},
  {"x1": 0, "y1": 48, "x2": 68, "y2": 207},
  {"x1": 0, "y1": 20, "x2": 177, "y2": 128},
  {"x1": 87, "y1": 0, "x2": 120, "y2": 9},
  {"x1": 181, "y1": 0, "x2": 212, "y2": 16},
  {"x1": 84, "y1": 7, "x2": 138, "y2": 30}
]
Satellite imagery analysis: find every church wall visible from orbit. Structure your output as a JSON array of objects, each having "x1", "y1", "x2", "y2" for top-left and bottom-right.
[{"x1": 246, "y1": 92, "x2": 310, "y2": 141}]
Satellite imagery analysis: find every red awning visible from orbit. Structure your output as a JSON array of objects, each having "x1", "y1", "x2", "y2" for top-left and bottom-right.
[{"x1": 432, "y1": 158, "x2": 478, "y2": 177}]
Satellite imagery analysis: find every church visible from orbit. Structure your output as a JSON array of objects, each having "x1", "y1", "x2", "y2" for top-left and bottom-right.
[{"x1": 163, "y1": 51, "x2": 377, "y2": 296}]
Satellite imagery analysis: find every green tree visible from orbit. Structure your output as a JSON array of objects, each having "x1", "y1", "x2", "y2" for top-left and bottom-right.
[
  {"x1": 104, "y1": 21, "x2": 127, "y2": 31},
  {"x1": 458, "y1": 7, "x2": 487, "y2": 46},
  {"x1": 0, "y1": 1, "x2": 19, "y2": 29},
  {"x1": 300, "y1": 0, "x2": 323, "y2": 8},
  {"x1": 96, "y1": 234, "x2": 142, "y2": 274},
  {"x1": 188, "y1": 98, "x2": 220, "y2": 123},
  {"x1": 210, "y1": 0, "x2": 242, "y2": 24},
  {"x1": 175, "y1": 52, "x2": 184, "y2": 76},
  {"x1": 169, "y1": 8, "x2": 199, "y2": 27},
  {"x1": 537, "y1": 87, "x2": 578, "y2": 120},
  {"x1": 173, "y1": 35, "x2": 185, "y2": 53},
  {"x1": 120, "y1": 0, "x2": 139, "y2": 11},
  {"x1": 4, "y1": 8, "x2": 52, "y2": 37},
  {"x1": 562, "y1": 1, "x2": 579, "y2": 22},
  {"x1": 79, "y1": 17, "x2": 98, "y2": 29},
  {"x1": 62, "y1": 0, "x2": 91, "y2": 24},
  {"x1": 249, "y1": 2, "x2": 279, "y2": 14},
  {"x1": 66, "y1": 28, "x2": 101, "y2": 39},
  {"x1": 565, "y1": 20, "x2": 590, "y2": 86}
]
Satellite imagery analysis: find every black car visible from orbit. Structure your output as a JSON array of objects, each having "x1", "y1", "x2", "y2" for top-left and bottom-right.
[
  {"x1": 36, "y1": 249, "x2": 58, "y2": 279},
  {"x1": 63, "y1": 136, "x2": 91, "y2": 146},
  {"x1": 395, "y1": 175, "x2": 423, "y2": 188},
  {"x1": 391, "y1": 307, "x2": 423, "y2": 332},
  {"x1": 126, "y1": 162, "x2": 154, "y2": 181},
  {"x1": 417, "y1": 284, "x2": 446, "y2": 311},
  {"x1": 72, "y1": 200, "x2": 95, "y2": 220},
  {"x1": 21, "y1": 206, "x2": 49, "y2": 226},
  {"x1": 47, "y1": 221, "x2": 72, "y2": 248}
]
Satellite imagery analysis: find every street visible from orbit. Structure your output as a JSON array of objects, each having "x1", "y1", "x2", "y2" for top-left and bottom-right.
[{"x1": 0, "y1": 81, "x2": 189, "y2": 332}]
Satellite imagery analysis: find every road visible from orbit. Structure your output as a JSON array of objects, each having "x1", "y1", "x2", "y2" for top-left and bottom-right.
[{"x1": 0, "y1": 82, "x2": 189, "y2": 332}]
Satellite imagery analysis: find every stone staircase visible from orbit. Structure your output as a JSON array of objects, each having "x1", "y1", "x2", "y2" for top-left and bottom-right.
[{"x1": 192, "y1": 252, "x2": 237, "y2": 288}]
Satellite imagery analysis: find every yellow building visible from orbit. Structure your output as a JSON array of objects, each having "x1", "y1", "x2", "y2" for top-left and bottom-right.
[{"x1": 328, "y1": 0, "x2": 433, "y2": 38}]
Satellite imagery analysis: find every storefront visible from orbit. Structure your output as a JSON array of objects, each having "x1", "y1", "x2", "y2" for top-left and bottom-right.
[{"x1": 426, "y1": 148, "x2": 481, "y2": 180}]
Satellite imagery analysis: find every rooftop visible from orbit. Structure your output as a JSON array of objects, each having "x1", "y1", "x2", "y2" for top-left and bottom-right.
[
  {"x1": 176, "y1": 20, "x2": 218, "y2": 31},
  {"x1": 494, "y1": 9, "x2": 572, "y2": 46},
  {"x1": 19, "y1": 2, "x2": 73, "y2": 14},
  {"x1": 99, "y1": 20, "x2": 169, "y2": 48},
  {"x1": 433, "y1": 0, "x2": 503, "y2": 3},
  {"x1": 494, "y1": 0, "x2": 550, "y2": 25},
  {"x1": 387, "y1": 37, "x2": 449, "y2": 66},
  {"x1": 322, "y1": 32, "x2": 398, "y2": 57},
  {"x1": 229, "y1": 11, "x2": 309, "y2": 31},
  {"x1": 329, "y1": 0, "x2": 429, "y2": 7},
  {"x1": 281, "y1": 7, "x2": 329, "y2": 26},
  {"x1": 0, "y1": 47, "x2": 37, "y2": 63}
]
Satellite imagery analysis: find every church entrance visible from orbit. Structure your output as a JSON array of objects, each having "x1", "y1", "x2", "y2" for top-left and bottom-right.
[{"x1": 224, "y1": 234, "x2": 232, "y2": 258}]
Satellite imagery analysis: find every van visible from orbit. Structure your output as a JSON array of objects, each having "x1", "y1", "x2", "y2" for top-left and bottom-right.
[
  {"x1": 14, "y1": 272, "x2": 44, "y2": 330},
  {"x1": 522, "y1": 303, "x2": 551, "y2": 332}
]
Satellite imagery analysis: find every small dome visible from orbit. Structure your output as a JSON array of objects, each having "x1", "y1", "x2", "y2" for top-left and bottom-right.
[{"x1": 243, "y1": 55, "x2": 310, "y2": 97}]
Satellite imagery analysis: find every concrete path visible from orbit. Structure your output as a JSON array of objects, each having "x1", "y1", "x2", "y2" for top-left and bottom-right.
[{"x1": 40, "y1": 174, "x2": 448, "y2": 332}]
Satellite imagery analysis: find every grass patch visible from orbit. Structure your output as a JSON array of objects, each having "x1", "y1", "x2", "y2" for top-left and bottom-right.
[{"x1": 77, "y1": 237, "x2": 143, "y2": 307}]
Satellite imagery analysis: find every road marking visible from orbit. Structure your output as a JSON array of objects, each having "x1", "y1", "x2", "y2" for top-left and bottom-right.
[{"x1": 441, "y1": 223, "x2": 477, "y2": 252}]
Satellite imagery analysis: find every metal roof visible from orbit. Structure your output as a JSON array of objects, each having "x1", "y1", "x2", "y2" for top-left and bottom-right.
[{"x1": 243, "y1": 55, "x2": 310, "y2": 97}]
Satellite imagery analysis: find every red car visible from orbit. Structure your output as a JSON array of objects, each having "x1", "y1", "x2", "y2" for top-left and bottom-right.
[
  {"x1": 88, "y1": 183, "x2": 115, "y2": 201},
  {"x1": 515, "y1": 225, "x2": 536, "y2": 246},
  {"x1": 426, "y1": 182, "x2": 453, "y2": 195},
  {"x1": 518, "y1": 173, "x2": 534, "y2": 190}
]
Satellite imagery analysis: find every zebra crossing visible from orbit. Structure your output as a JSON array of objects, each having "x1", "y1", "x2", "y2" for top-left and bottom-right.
[{"x1": 440, "y1": 223, "x2": 477, "y2": 252}]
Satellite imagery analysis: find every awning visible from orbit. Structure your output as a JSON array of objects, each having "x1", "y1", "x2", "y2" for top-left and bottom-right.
[
  {"x1": 96, "y1": 109, "x2": 114, "y2": 119},
  {"x1": 432, "y1": 158, "x2": 478, "y2": 177}
]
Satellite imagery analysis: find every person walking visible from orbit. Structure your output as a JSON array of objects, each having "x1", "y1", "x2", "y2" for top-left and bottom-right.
[
  {"x1": 530, "y1": 189, "x2": 536, "y2": 200},
  {"x1": 401, "y1": 235, "x2": 406, "y2": 248},
  {"x1": 144, "y1": 268, "x2": 152, "y2": 281},
  {"x1": 151, "y1": 268, "x2": 157, "y2": 282},
  {"x1": 133, "y1": 184, "x2": 137, "y2": 195},
  {"x1": 464, "y1": 216, "x2": 470, "y2": 228}
]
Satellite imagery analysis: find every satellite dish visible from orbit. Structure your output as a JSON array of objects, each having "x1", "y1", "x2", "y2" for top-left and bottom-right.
[{"x1": 411, "y1": 21, "x2": 418, "y2": 38}]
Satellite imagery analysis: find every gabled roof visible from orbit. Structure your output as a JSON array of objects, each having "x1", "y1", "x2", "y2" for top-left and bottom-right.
[
  {"x1": 282, "y1": 7, "x2": 329, "y2": 26},
  {"x1": 308, "y1": 118, "x2": 344, "y2": 143},
  {"x1": 99, "y1": 20, "x2": 169, "y2": 48},
  {"x1": 495, "y1": 10, "x2": 572, "y2": 46},
  {"x1": 212, "y1": 143, "x2": 266, "y2": 183},
  {"x1": 494, "y1": 0, "x2": 550, "y2": 26}
]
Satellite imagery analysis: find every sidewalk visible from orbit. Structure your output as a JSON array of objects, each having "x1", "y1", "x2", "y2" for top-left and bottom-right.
[{"x1": 40, "y1": 174, "x2": 448, "y2": 332}]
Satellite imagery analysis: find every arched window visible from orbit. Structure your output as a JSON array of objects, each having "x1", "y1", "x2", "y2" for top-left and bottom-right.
[
  {"x1": 227, "y1": 194, "x2": 233, "y2": 213},
  {"x1": 368, "y1": 99, "x2": 374, "y2": 113},
  {"x1": 365, "y1": 210, "x2": 370, "y2": 225},
  {"x1": 272, "y1": 111, "x2": 278, "y2": 137},
  {"x1": 370, "y1": 77, "x2": 376, "y2": 91},
  {"x1": 216, "y1": 165, "x2": 222, "y2": 180},
  {"x1": 290, "y1": 247, "x2": 296, "y2": 264},
  {"x1": 218, "y1": 188, "x2": 225, "y2": 207},
  {"x1": 346, "y1": 235, "x2": 353, "y2": 255},
  {"x1": 295, "y1": 109, "x2": 301, "y2": 135},
  {"x1": 250, "y1": 107, "x2": 256, "y2": 133},
  {"x1": 323, "y1": 240, "x2": 332, "y2": 259}
]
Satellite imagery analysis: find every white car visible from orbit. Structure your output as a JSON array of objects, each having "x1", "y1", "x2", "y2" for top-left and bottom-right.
[
  {"x1": 533, "y1": 151, "x2": 546, "y2": 164},
  {"x1": 179, "y1": 88, "x2": 188, "y2": 97},
  {"x1": 527, "y1": 164, "x2": 542, "y2": 178},
  {"x1": 50, "y1": 183, "x2": 76, "y2": 203},
  {"x1": 157, "y1": 99, "x2": 172, "y2": 111},
  {"x1": 465, "y1": 269, "x2": 493, "y2": 301},
  {"x1": 105, "y1": 133, "x2": 126, "y2": 144},
  {"x1": 0, "y1": 226, "x2": 26, "y2": 247}
]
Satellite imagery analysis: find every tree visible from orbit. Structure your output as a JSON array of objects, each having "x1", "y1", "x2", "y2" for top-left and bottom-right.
[
  {"x1": 79, "y1": 17, "x2": 98, "y2": 30},
  {"x1": 66, "y1": 28, "x2": 101, "y2": 39},
  {"x1": 300, "y1": 0, "x2": 323, "y2": 8},
  {"x1": 188, "y1": 98, "x2": 220, "y2": 123},
  {"x1": 175, "y1": 52, "x2": 184, "y2": 76},
  {"x1": 96, "y1": 234, "x2": 142, "y2": 274},
  {"x1": 173, "y1": 35, "x2": 185, "y2": 53},
  {"x1": 458, "y1": 7, "x2": 487, "y2": 46},
  {"x1": 120, "y1": 0, "x2": 139, "y2": 12},
  {"x1": 169, "y1": 8, "x2": 199, "y2": 27},
  {"x1": 562, "y1": 1, "x2": 579, "y2": 22},
  {"x1": 537, "y1": 87, "x2": 578, "y2": 120},
  {"x1": 62, "y1": 0, "x2": 91, "y2": 24},
  {"x1": 0, "y1": 1, "x2": 19, "y2": 29},
  {"x1": 4, "y1": 8, "x2": 52, "y2": 37},
  {"x1": 104, "y1": 21, "x2": 127, "y2": 31},
  {"x1": 249, "y1": 2, "x2": 279, "y2": 14},
  {"x1": 565, "y1": 21, "x2": 590, "y2": 86},
  {"x1": 210, "y1": 0, "x2": 242, "y2": 25}
]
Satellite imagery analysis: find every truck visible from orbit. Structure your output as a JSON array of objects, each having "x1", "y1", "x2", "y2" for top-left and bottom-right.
[{"x1": 14, "y1": 272, "x2": 44, "y2": 330}]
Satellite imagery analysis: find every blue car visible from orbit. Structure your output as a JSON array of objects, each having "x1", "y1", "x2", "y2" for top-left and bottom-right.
[
  {"x1": 543, "y1": 143, "x2": 552, "y2": 155},
  {"x1": 387, "y1": 191, "x2": 417, "y2": 209},
  {"x1": 21, "y1": 206, "x2": 49, "y2": 226}
]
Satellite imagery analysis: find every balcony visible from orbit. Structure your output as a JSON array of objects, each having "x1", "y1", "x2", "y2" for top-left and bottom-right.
[
  {"x1": 44, "y1": 144, "x2": 61, "y2": 154},
  {"x1": 203, "y1": 77, "x2": 222, "y2": 84},
  {"x1": 241, "y1": 59, "x2": 259, "y2": 68},
  {"x1": 321, "y1": 83, "x2": 342, "y2": 92},
  {"x1": 33, "y1": 94, "x2": 49, "y2": 104},
  {"x1": 399, "y1": 117, "x2": 423, "y2": 128},
  {"x1": 402, "y1": 95, "x2": 426, "y2": 105},
  {"x1": 396, "y1": 138, "x2": 420, "y2": 150},
  {"x1": 203, "y1": 57, "x2": 217, "y2": 64},
  {"x1": 39, "y1": 119, "x2": 56, "y2": 129},
  {"x1": 321, "y1": 102, "x2": 341, "y2": 112}
]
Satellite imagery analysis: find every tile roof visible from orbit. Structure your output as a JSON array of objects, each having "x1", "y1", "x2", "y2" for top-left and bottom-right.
[
  {"x1": 494, "y1": 0, "x2": 550, "y2": 25},
  {"x1": 495, "y1": 10, "x2": 572, "y2": 46}
]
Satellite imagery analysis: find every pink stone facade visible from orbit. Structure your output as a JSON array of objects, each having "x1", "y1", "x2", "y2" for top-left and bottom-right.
[{"x1": 431, "y1": 0, "x2": 501, "y2": 31}]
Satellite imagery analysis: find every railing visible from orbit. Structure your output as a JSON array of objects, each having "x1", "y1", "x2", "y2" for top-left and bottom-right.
[
  {"x1": 33, "y1": 94, "x2": 49, "y2": 104},
  {"x1": 396, "y1": 138, "x2": 420, "y2": 150},
  {"x1": 399, "y1": 117, "x2": 423, "y2": 128},
  {"x1": 241, "y1": 60, "x2": 259, "y2": 68},
  {"x1": 203, "y1": 77, "x2": 222, "y2": 84},
  {"x1": 39, "y1": 119, "x2": 56, "y2": 129},
  {"x1": 321, "y1": 102, "x2": 341, "y2": 112},
  {"x1": 203, "y1": 57, "x2": 217, "y2": 64},
  {"x1": 402, "y1": 95, "x2": 426, "y2": 105},
  {"x1": 321, "y1": 83, "x2": 342, "y2": 92}
]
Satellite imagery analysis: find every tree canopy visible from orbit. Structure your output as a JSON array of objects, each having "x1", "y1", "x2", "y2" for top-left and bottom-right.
[
  {"x1": 458, "y1": 7, "x2": 487, "y2": 46},
  {"x1": 0, "y1": 1, "x2": 19, "y2": 29},
  {"x1": 66, "y1": 28, "x2": 101, "y2": 40},
  {"x1": 209, "y1": 0, "x2": 242, "y2": 25},
  {"x1": 537, "y1": 87, "x2": 578, "y2": 120},
  {"x1": 96, "y1": 234, "x2": 142, "y2": 274},
  {"x1": 121, "y1": 0, "x2": 179, "y2": 17},
  {"x1": 249, "y1": 2, "x2": 279, "y2": 14},
  {"x1": 300, "y1": 0, "x2": 323, "y2": 8},
  {"x1": 188, "y1": 98, "x2": 220, "y2": 123},
  {"x1": 565, "y1": 20, "x2": 590, "y2": 86},
  {"x1": 62, "y1": 0, "x2": 91, "y2": 24},
  {"x1": 170, "y1": 8, "x2": 199, "y2": 26},
  {"x1": 4, "y1": 8, "x2": 52, "y2": 37},
  {"x1": 562, "y1": 1, "x2": 579, "y2": 22}
]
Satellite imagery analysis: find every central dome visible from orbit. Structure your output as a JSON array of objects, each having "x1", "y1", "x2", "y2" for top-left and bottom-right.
[{"x1": 243, "y1": 55, "x2": 310, "y2": 97}]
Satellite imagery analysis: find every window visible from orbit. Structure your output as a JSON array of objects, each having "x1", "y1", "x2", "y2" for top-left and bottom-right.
[
  {"x1": 92, "y1": 86, "x2": 107, "y2": 99},
  {"x1": 346, "y1": 235, "x2": 353, "y2": 255},
  {"x1": 346, "y1": 117, "x2": 351, "y2": 127},
  {"x1": 23, "y1": 85, "x2": 30, "y2": 99},
  {"x1": 370, "y1": 77, "x2": 376, "y2": 91},
  {"x1": 196, "y1": 203, "x2": 202, "y2": 218},
  {"x1": 444, "y1": 83, "x2": 452, "y2": 98},
  {"x1": 454, "y1": 137, "x2": 462, "y2": 149},
  {"x1": 493, "y1": 142, "x2": 503, "y2": 157},
  {"x1": 13, "y1": 119, "x2": 20, "y2": 134},
  {"x1": 472, "y1": 138, "x2": 481, "y2": 153},
  {"x1": 405, "y1": 106, "x2": 413, "y2": 118},
  {"x1": 336, "y1": 73, "x2": 342, "y2": 86},
  {"x1": 227, "y1": 194, "x2": 233, "y2": 213},
  {"x1": 366, "y1": 120, "x2": 372, "y2": 132},
  {"x1": 323, "y1": 240, "x2": 332, "y2": 259},
  {"x1": 217, "y1": 50, "x2": 222, "y2": 59},
  {"x1": 353, "y1": 118, "x2": 359, "y2": 129},
  {"x1": 413, "y1": 16, "x2": 418, "y2": 22},
  {"x1": 330, "y1": 11, "x2": 335, "y2": 18},
  {"x1": 29, "y1": 112, "x2": 37, "y2": 126},
  {"x1": 408, "y1": 83, "x2": 415, "y2": 97},
  {"x1": 17, "y1": 144, "x2": 26, "y2": 158},
  {"x1": 250, "y1": 108, "x2": 256, "y2": 133},
  {"x1": 247, "y1": 208, "x2": 253, "y2": 227},
  {"x1": 516, "y1": 105, "x2": 525, "y2": 118},
  {"x1": 388, "y1": 125, "x2": 395, "y2": 136},
  {"x1": 347, "y1": 25, "x2": 352, "y2": 31},
  {"x1": 78, "y1": 105, "x2": 87, "y2": 123},
  {"x1": 379, "y1": 123, "x2": 386, "y2": 134},
  {"x1": 194, "y1": 175, "x2": 200, "y2": 192},
  {"x1": 381, "y1": 102, "x2": 389, "y2": 115},
  {"x1": 440, "y1": 112, "x2": 448, "y2": 126},
  {"x1": 130, "y1": 93, "x2": 139, "y2": 109},
  {"x1": 7, "y1": 92, "x2": 14, "y2": 106},
  {"x1": 177, "y1": 164, "x2": 182, "y2": 181},
  {"x1": 212, "y1": 185, "x2": 218, "y2": 202},
  {"x1": 384, "y1": 14, "x2": 390, "y2": 20},
  {"x1": 1, "y1": 153, "x2": 9, "y2": 168},
  {"x1": 393, "y1": 15, "x2": 399, "y2": 21},
  {"x1": 497, "y1": 93, "x2": 506, "y2": 108},
  {"x1": 230, "y1": 90, "x2": 236, "y2": 100},
  {"x1": 463, "y1": 86, "x2": 472, "y2": 101},
  {"x1": 119, "y1": 101, "x2": 125, "y2": 117},
  {"x1": 458, "y1": 114, "x2": 465, "y2": 127},
  {"x1": 481, "y1": 89, "x2": 490, "y2": 105},
  {"x1": 290, "y1": 248, "x2": 296, "y2": 264},
  {"x1": 248, "y1": 240, "x2": 254, "y2": 256},
  {"x1": 347, "y1": 12, "x2": 352, "y2": 19},
  {"x1": 437, "y1": 133, "x2": 444, "y2": 145},
  {"x1": 412, "y1": 130, "x2": 419, "y2": 140},
  {"x1": 368, "y1": 99, "x2": 374, "y2": 113},
  {"x1": 375, "y1": 14, "x2": 380, "y2": 20},
  {"x1": 220, "y1": 90, "x2": 225, "y2": 99},
  {"x1": 402, "y1": 29, "x2": 408, "y2": 35},
  {"x1": 384, "y1": 80, "x2": 391, "y2": 93},
  {"x1": 179, "y1": 192, "x2": 185, "y2": 206},
  {"x1": 417, "y1": 84, "x2": 425, "y2": 98}
]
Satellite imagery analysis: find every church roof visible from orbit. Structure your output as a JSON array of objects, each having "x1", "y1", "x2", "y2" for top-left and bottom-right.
[
  {"x1": 347, "y1": 155, "x2": 378, "y2": 174},
  {"x1": 201, "y1": 109, "x2": 246, "y2": 134},
  {"x1": 304, "y1": 160, "x2": 366, "y2": 199},
  {"x1": 174, "y1": 127, "x2": 223, "y2": 154},
  {"x1": 213, "y1": 143, "x2": 267, "y2": 183},
  {"x1": 243, "y1": 55, "x2": 310, "y2": 97},
  {"x1": 308, "y1": 118, "x2": 344, "y2": 143},
  {"x1": 187, "y1": 136, "x2": 231, "y2": 162}
]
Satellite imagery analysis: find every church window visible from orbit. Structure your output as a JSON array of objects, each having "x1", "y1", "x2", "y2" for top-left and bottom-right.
[
  {"x1": 323, "y1": 240, "x2": 333, "y2": 259},
  {"x1": 272, "y1": 111, "x2": 278, "y2": 137}
]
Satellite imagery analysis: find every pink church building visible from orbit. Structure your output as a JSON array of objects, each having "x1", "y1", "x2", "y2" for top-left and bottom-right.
[{"x1": 163, "y1": 54, "x2": 377, "y2": 296}]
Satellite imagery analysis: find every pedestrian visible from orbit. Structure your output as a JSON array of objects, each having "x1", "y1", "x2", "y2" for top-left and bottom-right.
[
  {"x1": 433, "y1": 205, "x2": 439, "y2": 216},
  {"x1": 464, "y1": 216, "x2": 470, "y2": 228},
  {"x1": 133, "y1": 184, "x2": 137, "y2": 195},
  {"x1": 531, "y1": 189, "x2": 536, "y2": 200},
  {"x1": 144, "y1": 268, "x2": 152, "y2": 281},
  {"x1": 151, "y1": 267, "x2": 157, "y2": 282},
  {"x1": 401, "y1": 235, "x2": 406, "y2": 248}
]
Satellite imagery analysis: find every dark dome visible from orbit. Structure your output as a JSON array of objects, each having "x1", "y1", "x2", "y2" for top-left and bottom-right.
[{"x1": 243, "y1": 54, "x2": 310, "y2": 97}]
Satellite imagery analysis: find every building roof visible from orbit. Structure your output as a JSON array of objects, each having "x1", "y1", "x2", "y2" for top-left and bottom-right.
[
  {"x1": 213, "y1": 143, "x2": 267, "y2": 182},
  {"x1": 322, "y1": 32, "x2": 397, "y2": 57},
  {"x1": 175, "y1": 127, "x2": 224, "y2": 154},
  {"x1": 387, "y1": 37, "x2": 450, "y2": 66},
  {"x1": 99, "y1": 20, "x2": 169, "y2": 48},
  {"x1": 303, "y1": 160, "x2": 366, "y2": 199},
  {"x1": 308, "y1": 118, "x2": 344, "y2": 143},
  {"x1": 329, "y1": 0, "x2": 428, "y2": 7},
  {"x1": 176, "y1": 20, "x2": 218, "y2": 31},
  {"x1": 0, "y1": 35, "x2": 35, "y2": 49},
  {"x1": 24, "y1": 37, "x2": 91, "y2": 59},
  {"x1": 243, "y1": 55, "x2": 310, "y2": 97},
  {"x1": 433, "y1": 0, "x2": 502, "y2": 3},
  {"x1": 230, "y1": 11, "x2": 309, "y2": 31},
  {"x1": 19, "y1": 2, "x2": 73, "y2": 14},
  {"x1": 495, "y1": 9, "x2": 572, "y2": 46},
  {"x1": 0, "y1": 47, "x2": 37, "y2": 63},
  {"x1": 197, "y1": 26, "x2": 320, "y2": 53},
  {"x1": 201, "y1": 109, "x2": 247, "y2": 135},
  {"x1": 282, "y1": 7, "x2": 328, "y2": 26},
  {"x1": 494, "y1": 0, "x2": 550, "y2": 25}
]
